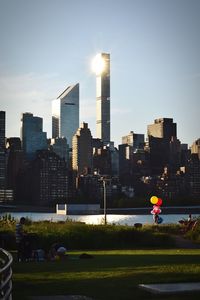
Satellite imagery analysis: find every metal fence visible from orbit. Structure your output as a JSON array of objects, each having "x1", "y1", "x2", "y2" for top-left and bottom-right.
[{"x1": 0, "y1": 248, "x2": 13, "y2": 300}]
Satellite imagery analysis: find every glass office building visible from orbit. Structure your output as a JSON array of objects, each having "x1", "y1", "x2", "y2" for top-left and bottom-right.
[
  {"x1": 95, "y1": 53, "x2": 110, "y2": 143},
  {"x1": 52, "y1": 83, "x2": 79, "y2": 148},
  {"x1": 21, "y1": 113, "x2": 47, "y2": 160}
]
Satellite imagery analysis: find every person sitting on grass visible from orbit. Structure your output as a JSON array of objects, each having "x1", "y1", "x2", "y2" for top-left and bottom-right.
[{"x1": 48, "y1": 242, "x2": 67, "y2": 260}]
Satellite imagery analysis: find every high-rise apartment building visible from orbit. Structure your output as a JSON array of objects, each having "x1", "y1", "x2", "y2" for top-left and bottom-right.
[
  {"x1": 50, "y1": 137, "x2": 69, "y2": 164},
  {"x1": 187, "y1": 154, "x2": 200, "y2": 198},
  {"x1": 0, "y1": 112, "x2": 14, "y2": 203},
  {"x1": 6, "y1": 138, "x2": 24, "y2": 193},
  {"x1": 21, "y1": 113, "x2": 47, "y2": 160},
  {"x1": 0, "y1": 111, "x2": 6, "y2": 189},
  {"x1": 72, "y1": 122, "x2": 93, "y2": 175},
  {"x1": 16, "y1": 150, "x2": 68, "y2": 206},
  {"x1": 94, "y1": 53, "x2": 110, "y2": 143},
  {"x1": 147, "y1": 118, "x2": 178, "y2": 174},
  {"x1": 191, "y1": 138, "x2": 200, "y2": 160},
  {"x1": 52, "y1": 83, "x2": 79, "y2": 148},
  {"x1": 147, "y1": 118, "x2": 176, "y2": 140},
  {"x1": 122, "y1": 131, "x2": 144, "y2": 151}
]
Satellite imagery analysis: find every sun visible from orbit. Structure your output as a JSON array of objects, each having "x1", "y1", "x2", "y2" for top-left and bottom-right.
[{"x1": 92, "y1": 53, "x2": 105, "y2": 75}]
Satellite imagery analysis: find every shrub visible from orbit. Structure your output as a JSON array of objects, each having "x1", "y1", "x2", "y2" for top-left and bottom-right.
[{"x1": 0, "y1": 221, "x2": 175, "y2": 250}]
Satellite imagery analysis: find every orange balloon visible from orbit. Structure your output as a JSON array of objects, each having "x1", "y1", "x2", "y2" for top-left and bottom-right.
[{"x1": 150, "y1": 196, "x2": 158, "y2": 205}]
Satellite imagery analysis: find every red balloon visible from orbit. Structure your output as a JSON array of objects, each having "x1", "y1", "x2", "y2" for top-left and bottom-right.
[{"x1": 157, "y1": 198, "x2": 163, "y2": 206}]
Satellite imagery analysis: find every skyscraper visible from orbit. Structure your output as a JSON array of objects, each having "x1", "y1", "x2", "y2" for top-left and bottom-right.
[
  {"x1": 52, "y1": 83, "x2": 79, "y2": 148},
  {"x1": 147, "y1": 118, "x2": 177, "y2": 140},
  {"x1": 93, "y1": 53, "x2": 110, "y2": 143},
  {"x1": 21, "y1": 113, "x2": 47, "y2": 160},
  {"x1": 147, "y1": 118, "x2": 179, "y2": 174},
  {"x1": 50, "y1": 137, "x2": 69, "y2": 163},
  {"x1": 122, "y1": 131, "x2": 145, "y2": 151},
  {"x1": 16, "y1": 150, "x2": 68, "y2": 206},
  {"x1": 191, "y1": 138, "x2": 200, "y2": 160},
  {"x1": 72, "y1": 122, "x2": 93, "y2": 175},
  {"x1": 0, "y1": 111, "x2": 6, "y2": 189}
]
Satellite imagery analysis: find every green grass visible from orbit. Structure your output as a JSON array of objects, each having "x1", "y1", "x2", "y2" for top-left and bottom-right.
[{"x1": 12, "y1": 249, "x2": 200, "y2": 300}]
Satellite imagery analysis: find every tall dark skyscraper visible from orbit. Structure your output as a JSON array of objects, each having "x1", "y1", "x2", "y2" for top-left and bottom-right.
[
  {"x1": 0, "y1": 111, "x2": 6, "y2": 189},
  {"x1": 72, "y1": 122, "x2": 93, "y2": 175},
  {"x1": 147, "y1": 118, "x2": 179, "y2": 174},
  {"x1": 21, "y1": 113, "x2": 47, "y2": 160},
  {"x1": 93, "y1": 53, "x2": 110, "y2": 143}
]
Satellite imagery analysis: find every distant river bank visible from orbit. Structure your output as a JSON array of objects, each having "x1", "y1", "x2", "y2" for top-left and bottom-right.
[
  {"x1": 1, "y1": 205, "x2": 200, "y2": 215},
  {"x1": 0, "y1": 205, "x2": 200, "y2": 225}
]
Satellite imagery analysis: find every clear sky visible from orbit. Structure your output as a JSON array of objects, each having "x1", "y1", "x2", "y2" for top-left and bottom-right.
[{"x1": 0, "y1": 0, "x2": 199, "y2": 147}]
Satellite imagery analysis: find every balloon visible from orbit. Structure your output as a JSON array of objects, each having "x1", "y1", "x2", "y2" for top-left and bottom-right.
[
  {"x1": 157, "y1": 198, "x2": 163, "y2": 206},
  {"x1": 153, "y1": 205, "x2": 161, "y2": 212},
  {"x1": 151, "y1": 208, "x2": 161, "y2": 214},
  {"x1": 153, "y1": 205, "x2": 161, "y2": 213},
  {"x1": 153, "y1": 205, "x2": 160, "y2": 209},
  {"x1": 150, "y1": 196, "x2": 158, "y2": 204}
]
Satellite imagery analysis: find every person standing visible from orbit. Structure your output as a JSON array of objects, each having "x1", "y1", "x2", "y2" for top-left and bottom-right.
[
  {"x1": 188, "y1": 214, "x2": 192, "y2": 222},
  {"x1": 153, "y1": 213, "x2": 159, "y2": 224},
  {"x1": 15, "y1": 217, "x2": 26, "y2": 262}
]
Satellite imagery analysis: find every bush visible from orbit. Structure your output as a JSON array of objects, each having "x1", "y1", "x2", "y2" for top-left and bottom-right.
[
  {"x1": 185, "y1": 217, "x2": 200, "y2": 243},
  {"x1": 0, "y1": 220, "x2": 176, "y2": 251}
]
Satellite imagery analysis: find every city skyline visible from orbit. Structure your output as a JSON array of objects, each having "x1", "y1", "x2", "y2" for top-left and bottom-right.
[{"x1": 0, "y1": 0, "x2": 200, "y2": 147}]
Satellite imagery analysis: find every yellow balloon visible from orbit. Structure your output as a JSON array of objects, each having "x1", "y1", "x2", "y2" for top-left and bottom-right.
[{"x1": 150, "y1": 196, "x2": 158, "y2": 204}]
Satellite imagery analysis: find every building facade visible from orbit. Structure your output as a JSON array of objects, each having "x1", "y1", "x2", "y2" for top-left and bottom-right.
[
  {"x1": 191, "y1": 138, "x2": 200, "y2": 160},
  {"x1": 122, "y1": 131, "x2": 145, "y2": 151},
  {"x1": 0, "y1": 111, "x2": 14, "y2": 203},
  {"x1": 147, "y1": 118, "x2": 177, "y2": 140},
  {"x1": 21, "y1": 113, "x2": 47, "y2": 160},
  {"x1": 16, "y1": 150, "x2": 68, "y2": 206},
  {"x1": 72, "y1": 122, "x2": 93, "y2": 175},
  {"x1": 95, "y1": 53, "x2": 110, "y2": 143},
  {"x1": 147, "y1": 118, "x2": 178, "y2": 174},
  {"x1": 6, "y1": 138, "x2": 24, "y2": 198},
  {"x1": 52, "y1": 83, "x2": 79, "y2": 148},
  {"x1": 50, "y1": 137, "x2": 69, "y2": 164},
  {"x1": 187, "y1": 154, "x2": 200, "y2": 199},
  {"x1": 0, "y1": 111, "x2": 6, "y2": 190}
]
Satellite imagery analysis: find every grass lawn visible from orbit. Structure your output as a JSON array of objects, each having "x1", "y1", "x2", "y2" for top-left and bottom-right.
[{"x1": 12, "y1": 249, "x2": 200, "y2": 300}]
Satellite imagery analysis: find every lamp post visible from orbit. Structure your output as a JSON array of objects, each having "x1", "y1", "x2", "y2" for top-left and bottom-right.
[
  {"x1": 103, "y1": 179, "x2": 107, "y2": 225},
  {"x1": 99, "y1": 176, "x2": 110, "y2": 225}
]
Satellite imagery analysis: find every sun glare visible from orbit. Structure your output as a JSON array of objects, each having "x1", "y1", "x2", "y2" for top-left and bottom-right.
[{"x1": 92, "y1": 54, "x2": 105, "y2": 75}]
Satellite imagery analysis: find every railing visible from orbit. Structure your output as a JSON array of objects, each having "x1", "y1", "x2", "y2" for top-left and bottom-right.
[{"x1": 0, "y1": 248, "x2": 13, "y2": 300}]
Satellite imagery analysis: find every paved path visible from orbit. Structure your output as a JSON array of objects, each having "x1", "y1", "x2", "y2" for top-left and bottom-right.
[
  {"x1": 139, "y1": 282, "x2": 200, "y2": 294},
  {"x1": 172, "y1": 235, "x2": 200, "y2": 249},
  {"x1": 30, "y1": 296, "x2": 94, "y2": 300}
]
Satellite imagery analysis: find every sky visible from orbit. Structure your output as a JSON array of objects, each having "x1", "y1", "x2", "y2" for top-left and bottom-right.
[{"x1": 0, "y1": 0, "x2": 200, "y2": 147}]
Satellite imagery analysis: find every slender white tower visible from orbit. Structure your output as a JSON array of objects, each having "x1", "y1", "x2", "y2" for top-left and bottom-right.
[{"x1": 93, "y1": 53, "x2": 110, "y2": 143}]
